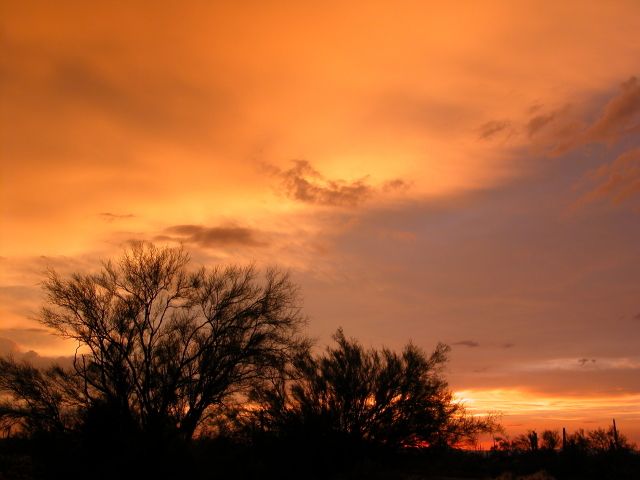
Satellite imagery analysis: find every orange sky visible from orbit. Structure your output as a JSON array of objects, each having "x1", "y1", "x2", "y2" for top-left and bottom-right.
[{"x1": 2, "y1": 0, "x2": 640, "y2": 444}]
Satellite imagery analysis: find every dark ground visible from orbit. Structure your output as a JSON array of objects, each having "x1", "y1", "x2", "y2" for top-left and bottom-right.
[{"x1": 1, "y1": 436, "x2": 638, "y2": 480}]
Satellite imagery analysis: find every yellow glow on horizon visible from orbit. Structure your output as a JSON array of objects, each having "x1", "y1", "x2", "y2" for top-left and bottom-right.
[
  {"x1": 456, "y1": 389, "x2": 640, "y2": 447},
  {"x1": 455, "y1": 389, "x2": 640, "y2": 419}
]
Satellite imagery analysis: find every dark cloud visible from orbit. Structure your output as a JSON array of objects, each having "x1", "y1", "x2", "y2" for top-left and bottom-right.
[
  {"x1": 527, "y1": 111, "x2": 560, "y2": 137},
  {"x1": 634, "y1": 312, "x2": 640, "y2": 320},
  {"x1": 502, "y1": 343, "x2": 515, "y2": 348},
  {"x1": 477, "y1": 120, "x2": 510, "y2": 140},
  {"x1": 160, "y1": 225, "x2": 267, "y2": 248},
  {"x1": 164, "y1": 225, "x2": 205, "y2": 236},
  {"x1": 99, "y1": 212, "x2": 135, "y2": 222},
  {"x1": 453, "y1": 340, "x2": 480, "y2": 347},
  {"x1": 539, "y1": 77, "x2": 640, "y2": 155},
  {"x1": 271, "y1": 160, "x2": 407, "y2": 207},
  {"x1": 578, "y1": 358, "x2": 596, "y2": 366},
  {"x1": 279, "y1": 160, "x2": 373, "y2": 206},
  {"x1": 527, "y1": 104, "x2": 543, "y2": 115}
]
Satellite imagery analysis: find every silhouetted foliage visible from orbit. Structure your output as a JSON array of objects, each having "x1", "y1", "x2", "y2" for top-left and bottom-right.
[
  {"x1": 0, "y1": 242, "x2": 310, "y2": 448},
  {"x1": 488, "y1": 424, "x2": 638, "y2": 480},
  {"x1": 541, "y1": 429, "x2": 561, "y2": 450},
  {"x1": 493, "y1": 425, "x2": 635, "y2": 455},
  {"x1": 0, "y1": 359, "x2": 80, "y2": 437},
  {"x1": 3, "y1": 242, "x2": 639, "y2": 480},
  {"x1": 251, "y1": 328, "x2": 500, "y2": 460}
]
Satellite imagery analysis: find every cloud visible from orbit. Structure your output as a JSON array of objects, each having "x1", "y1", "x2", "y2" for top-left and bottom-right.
[
  {"x1": 99, "y1": 212, "x2": 135, "y2": 222},
  {"x1": 0, "y1": 335, "x2": 73, "y2": 369},
  {"x1": 159, "y1": 225, "x2": 267, "y2": 248},
  {"x1": 522, "y1": 77, "x2": 640, "y2": 210},
  {"x1": 572, "y1": 147, "x2": 640, "y2": 209},
  {"x1": 535, "y1": 77, "x2": 640, "y2": 156},
  {"x1": 453, "y1": 340, "x2": 480, "y2": 348},
  {"x1": 382, "y1": 178, "x2": 412, "y2": 192},
  {"x1": 518, "y1": 357, "x2": 638, "y2": 373},
  {"x1": 634, "y1": 312, "x2": 640, "y2": 320},
  {"x1": 526, "y1": 104, "x2": 577, "y2": 139},
  {"x1": 477, "y1": 120, "x2": 511, "y2": 140},
  {"x1": 270, "y1": 160, "x2": 408, "y2": 207},
  {"x1": 0, "y1": 336, "x2": 20, "y2": 355},
  {"x1": 277, "y1": 160, "x2": 372, "y2": 206},
  {"x1": 575, "y1": 77, "x2": 640, "y2": 146}
]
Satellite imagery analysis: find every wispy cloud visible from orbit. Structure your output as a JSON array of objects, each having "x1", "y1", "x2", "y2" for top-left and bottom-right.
[
  {"x1": 572, "y1": 147, "x2": 640, "y2": 210},
  {"x1": 556, "y1": 77, "x2": 640, "y2": 154},
  {"x1": 520, "y1": 77, "x2": 640, "y2": 210},
  {"x1": 528, "y1": 77, "x2": 640, "y2": 157},
  {"x1": 98, "y1": 212, "x2": 135, "y2": 222},
  {"x1": 477, "y1": 120, "x2": 511, "y2": 140},
  {"x1": 526, "y1": 104, "x2": 580, "y2": 141},
  {"x1": 516, "y1": 356, "x2": 640, "y2": 372},
  {"x1": 453, "y1": 340, "x2": 480, "y2": 348}
]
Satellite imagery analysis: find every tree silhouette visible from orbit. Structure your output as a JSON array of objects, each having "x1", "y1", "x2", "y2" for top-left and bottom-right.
[
  {"x1": 252, "y1": 328, "x2": 500, "y2": 456},
  {"x1": 0, "y1": 242, "x2": 309, "y2": 444}
]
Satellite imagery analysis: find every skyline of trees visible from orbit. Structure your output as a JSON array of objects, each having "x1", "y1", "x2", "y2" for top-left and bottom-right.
[
  {"x1": 0, "y1": 242, "x2": 499, "y2": 449},
  {"x1": 1, "y1": 242, "x2": 310, "y2": 443},
  {"x1": 0, "y1": 242, "x2": 637, "y2": 479}
]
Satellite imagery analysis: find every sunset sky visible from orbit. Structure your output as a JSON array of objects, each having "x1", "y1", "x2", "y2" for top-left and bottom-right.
[{"x1": 2, "y1": 0, "x2": 640, "y2": 445}]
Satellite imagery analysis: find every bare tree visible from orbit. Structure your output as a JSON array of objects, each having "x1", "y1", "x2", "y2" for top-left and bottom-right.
[
  {"x1": 0, "y1": 242, "x2": 310, "y2": 442},
  {"x1": 0, "y1": 359, "x2": 82, "y2": 435}
]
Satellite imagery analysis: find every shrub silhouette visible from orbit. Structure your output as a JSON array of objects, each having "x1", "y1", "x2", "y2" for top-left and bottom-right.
[{"x1": 252, "y1": 328, "x2": 500, "y2": 459}]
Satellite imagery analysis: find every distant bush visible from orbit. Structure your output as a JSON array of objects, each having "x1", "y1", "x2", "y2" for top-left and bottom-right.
[{"x1": 492, "y1": 425, "x2": 635, "y2": 454}]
